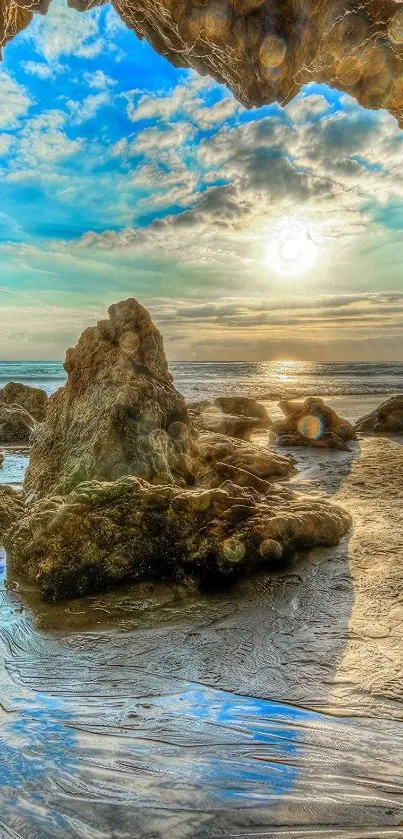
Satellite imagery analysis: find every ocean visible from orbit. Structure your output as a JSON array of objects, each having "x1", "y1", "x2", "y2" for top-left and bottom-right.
[{"x1": 0, "y1": 359, "x2": 402, "y2": 401}]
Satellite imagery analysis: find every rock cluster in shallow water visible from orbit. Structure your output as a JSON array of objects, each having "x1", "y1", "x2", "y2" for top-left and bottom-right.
[
  {"x1": 4, "y1": 476, "x2": 352, "y2": 599},
  {"x1": 1, "y1": 298, "x2": 353, "y2": 599},
  {"x1": 3, "y1": 0, "x2": 403, "y2": 124}
]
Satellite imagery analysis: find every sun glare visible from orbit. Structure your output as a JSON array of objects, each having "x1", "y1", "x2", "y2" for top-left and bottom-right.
[{"x1": 267, "y1": 217, "x2": 322, "y2": 276}]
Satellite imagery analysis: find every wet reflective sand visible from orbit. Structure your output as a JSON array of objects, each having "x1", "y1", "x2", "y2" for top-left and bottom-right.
[{"x1": 0, "y1": 437, "x2": 403, "y2": 837}]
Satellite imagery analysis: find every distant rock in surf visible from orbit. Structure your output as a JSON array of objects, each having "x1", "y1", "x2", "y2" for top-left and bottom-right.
[
  {"x1": 272, "y1": 397, "x2": 357, "y2": 451},
  {"x1": 214, "y1": 397, "x2": 272, "y2": 429},
  {"x1": 0, "y1": 403, "x2": 36, "y2": 445},
  {"x1": 188, "y1": 403, "x2": 261, "y2": 440},
  {"x1": 355, "y1": 395, "x2": 403, "y2": 434},
  {"x1": 0, "y1": 382, "x2": 48, "y2": 423},
  {"x1": 189, "y1": 396, "x2": 271, "y2": 440}
]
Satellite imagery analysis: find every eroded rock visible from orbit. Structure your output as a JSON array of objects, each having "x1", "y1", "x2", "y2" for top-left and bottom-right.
[
  {"x1": 3, "y1": 1, "x2": 403, "y2": 124},
  {"x1": 355, "y1": 395, "x2": 403, "y2": 434},
  {"x1": 196, "y1": 430, "x2": 296, "y2": 486},
  {"x1": 0, "y1": 485, "x2": 24, "y2": 542},
  {"x1": 189, "y1": 403, "x2": 261, "y2": 440},
  {"x1": 272, "y1": 397, "x2": 357, "y2": 451},
  {"x1": 24, "y1": 298, "x2": 197, "y2": 499},
  {"x1": 0, "y1": 382, "x2": 48, "y2": 423},
  {"x1": 0, "y1": 403, "x2": 36, "y2": 445},
  {"x1": 5, "y1": 475, "x2": 352, "y2": 599},
  {"x1": 214, "y1": 397, "x2": 272, "y2": 429}
]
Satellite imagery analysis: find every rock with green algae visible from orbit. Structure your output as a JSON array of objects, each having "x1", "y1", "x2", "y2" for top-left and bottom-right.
[
  {"x1": 4, "y1": 476, "x2": 352, "y2": 600},
  {"x1": 0, "y1": 485, "x2": 25, "y2": 542}
]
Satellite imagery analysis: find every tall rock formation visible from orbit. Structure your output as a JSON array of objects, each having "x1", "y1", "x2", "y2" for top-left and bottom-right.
[{"x1": 24, "y1": 298, "x2": 196, "y2": 498}]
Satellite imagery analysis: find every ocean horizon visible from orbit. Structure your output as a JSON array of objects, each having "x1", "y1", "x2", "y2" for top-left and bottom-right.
[{"x1": 0, "y1": 359, "x2": 402, "y2": 402}]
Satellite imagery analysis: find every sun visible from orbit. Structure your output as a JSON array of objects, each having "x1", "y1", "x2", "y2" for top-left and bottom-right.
[{"x1": 267, "y1": 216, "x2": 322, "y2": 276}]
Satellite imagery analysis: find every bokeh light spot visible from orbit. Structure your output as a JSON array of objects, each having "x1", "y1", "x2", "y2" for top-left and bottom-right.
[{"x1": 298, "y1": 414, "x2": 324, "y2": 440}]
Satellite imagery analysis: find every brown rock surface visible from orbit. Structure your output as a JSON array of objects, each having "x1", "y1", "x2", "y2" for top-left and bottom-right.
[
  {"x1": 0, "y1": 484, "x2": 24, "y2": 542},
  {"x1": 24, "y1": 298, "x2": 197, "y2": 499},
  {"x1": 196, "y1": 430, "x2": 296, "y2": 487},
  {"x1": 189, "y1": 402, "x2": 261, "y2": 440},
  {"x1": 355, "y1": 394, "x2": 403, "y2": 434},
  {"x1": 3, "y1": 1, "x2": 403, "y2": 124},
  {"x1": 0, "y1": 403, "x2": 36, "y2": 445},
  {"x1": 5, "y1": 475, "x2": 351, "y2": 600},
  {"x1": 272, "y1": 397, "x2": 357, "y2": 451},
  {"x1": 0, "y1": 382, "x2": 48, "y2": 423},
  {"x1": 214, "y1": 396, "x2": 271, "y2": 429}
]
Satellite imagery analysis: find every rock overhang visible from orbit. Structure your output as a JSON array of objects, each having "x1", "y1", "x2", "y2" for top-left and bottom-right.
[{"x1": 2, "y1": 0, "x2": 403, "y2": 125}]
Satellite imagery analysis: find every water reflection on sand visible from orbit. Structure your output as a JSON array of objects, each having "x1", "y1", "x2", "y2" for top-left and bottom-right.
[{"x1": 1, "y1": 549, "x2": 403, "y2": 838}]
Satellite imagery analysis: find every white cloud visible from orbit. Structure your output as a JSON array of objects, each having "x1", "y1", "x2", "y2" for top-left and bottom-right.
[
  {"x1": 125, "y1": 74, "x2": 237, "y2": 131},
  {"x1": 66, "y1": 92, "x2": 110, "y2": 124},
  {"x1": 0, "y1": 71, "x2": 32, "y2": 128},
  {"x1": 21, "y1": 61, "x2": 55, "y2": 80},
  {"x1": 83, "y1": 70, "x2": 116, "y2": 90},
  {"x1": 25, "y1": 0, "x2": 103, "y2": 63}
]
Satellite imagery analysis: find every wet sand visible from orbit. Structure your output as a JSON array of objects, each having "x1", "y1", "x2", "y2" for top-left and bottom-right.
[{"x1": 0, "y1": 396, "x2": 403, "y2": 837}]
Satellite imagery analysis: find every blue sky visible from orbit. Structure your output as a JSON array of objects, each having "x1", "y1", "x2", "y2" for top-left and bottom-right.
[{"x1": 1, "y1": 0, "x2": 403, "y2": 360}]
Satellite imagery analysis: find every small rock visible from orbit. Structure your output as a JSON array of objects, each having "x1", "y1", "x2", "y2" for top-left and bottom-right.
[
  {"x1": 272, "y1": 397, "x2": 357, "y2": 451},
  {"x1": 0, "y1": 382, "x2": 48, "y2": 422},
  {"x1": 355, "y1": 395, "x2": 403, "y2": 434}
]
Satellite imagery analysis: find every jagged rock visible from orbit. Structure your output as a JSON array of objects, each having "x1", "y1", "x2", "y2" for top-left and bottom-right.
[
  {"x1": 3, "y1": 1, "x2": 403, "y2": 124},
  {"x1": 0, "y1": 382, "x2": 48, "y2": 422},
  {"x1": 196, "y1": 430, "x2": 296, "y2": 487},
  {"x1": 355, "y1": 395, "x2": 403, "y2": 434},
  {"x1": 24, "y1": 299, "x2": 197, "y2": 499},
  {"x1": 272, "y1": 397, "x2": 357, "y2": 451},
  {"x1": 0, "y1": 0, "x2": 33, "y2": 56},
  {"x1": 0, "y1": 403, "x2": 36, "y2": 445},
  {"x1": 214, "y1": 396, "x2": 271, "y2": 429},
  {"x1": 189, "y1": 402, "x2": 261, "y2": 440},
  {"x1": 0, "y1": 450, "x2": 3, "y2": 468},
  {"x1": 0, "y1": 485, "x2": 24, "y2": 542},
  {"x1": 4, "y1": 476, "x2": 352, "y2": 599}
]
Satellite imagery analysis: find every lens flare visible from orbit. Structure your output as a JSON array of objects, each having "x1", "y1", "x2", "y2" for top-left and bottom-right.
[{"x1": 297, "y1": 414, "x2": 324, "y2": 441}]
